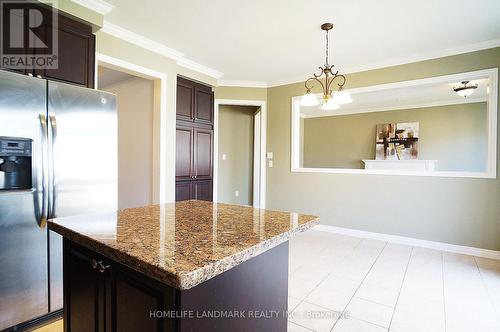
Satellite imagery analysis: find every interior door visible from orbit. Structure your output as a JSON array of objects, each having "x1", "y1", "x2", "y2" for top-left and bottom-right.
[
  {"x1": 0, "y1": 71, "x2": 48, "y2": 330},
  {"x1": 47, "y1": 81, "x2": 117, "y2": 311}
]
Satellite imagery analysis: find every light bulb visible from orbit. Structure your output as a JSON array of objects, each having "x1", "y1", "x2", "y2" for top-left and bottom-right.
[
  {"x1": 332, "y1": 90, "x2": 352, "y2": 104},
  {"x1": 300, "y1": 91, "x2": 319, "y2": 106},
  {"x1": 320, "y1": 99, "x2": 339, "y2": 110}
]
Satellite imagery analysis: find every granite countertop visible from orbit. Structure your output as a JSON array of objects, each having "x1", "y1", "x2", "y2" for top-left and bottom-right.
[{"x1": 48, "y1": 200, "x2": 319, "y2": 290}]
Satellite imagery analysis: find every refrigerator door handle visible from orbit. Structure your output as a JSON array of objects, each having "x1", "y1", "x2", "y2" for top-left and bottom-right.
[
  {"x1": 37, "y1": 114, "x2": 49, "y2": 228},
  {"x1": 48, "y1": 114, "x2": 57, "y2": 219}
]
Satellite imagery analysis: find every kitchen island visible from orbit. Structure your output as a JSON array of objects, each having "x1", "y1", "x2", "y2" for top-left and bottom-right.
[{"x1": 48, "y1": 200, "x2": 319, "y2": 332}]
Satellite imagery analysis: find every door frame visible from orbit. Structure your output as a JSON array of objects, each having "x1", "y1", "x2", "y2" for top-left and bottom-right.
[
  {"x1": 213, "y1": 99, "x2": 267, "y2": 208},
  {"x1": 95, "y1": 53, "x2": 169, "y2": 205}
]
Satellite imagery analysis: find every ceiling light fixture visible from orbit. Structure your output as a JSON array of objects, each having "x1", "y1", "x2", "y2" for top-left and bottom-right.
[
  {"x1": 300, "y1": 23, "x2": 352, "y2": 110},
  {"x1": 453, "y1": 81, "x2": 477, "y2": 98}
]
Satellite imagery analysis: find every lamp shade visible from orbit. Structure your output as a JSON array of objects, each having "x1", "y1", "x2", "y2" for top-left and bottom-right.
[
  {"x1": 300, "y1": 91, "x2": 319, "y2": 106},
  {"x1": 332, "y1": 90, "x2": 352, "y2": 104},
  {"x1": 320, "y1": 99, "x2": 340, "y2": 110},
  {"x1": 455, "y1": 88, "x2": 475, "y2": 97}
]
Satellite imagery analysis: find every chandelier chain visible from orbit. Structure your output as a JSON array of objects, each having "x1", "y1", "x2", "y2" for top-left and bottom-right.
[{"x1": 325, "y1": 29, "x2": 329, "y2": 67}]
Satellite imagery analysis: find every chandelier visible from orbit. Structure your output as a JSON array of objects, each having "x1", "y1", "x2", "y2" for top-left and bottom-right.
[{"x1": 300, "y1": 23, "x2": 352, "y2": 110}]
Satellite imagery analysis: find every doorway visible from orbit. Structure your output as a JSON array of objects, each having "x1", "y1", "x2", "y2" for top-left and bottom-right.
[
  {"x1": 214, "y1": 99, "x2": 267, "y2": 208},
  {"x1": 97, "y1": 65, "x2": 155, "y2": 209}
]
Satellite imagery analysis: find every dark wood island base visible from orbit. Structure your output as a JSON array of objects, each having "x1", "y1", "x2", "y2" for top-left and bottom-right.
[
  {"x1": 49, "y1": 201, "x2": 319, "y2": 332},
  {"x1": 64, "y1": 239, "x2": 289, "y2": 332}
]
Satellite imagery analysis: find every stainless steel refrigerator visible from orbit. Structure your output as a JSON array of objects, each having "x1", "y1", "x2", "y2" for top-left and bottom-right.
[{"x1": 0, "y1": 70, "x2": 117, "y2": 330}]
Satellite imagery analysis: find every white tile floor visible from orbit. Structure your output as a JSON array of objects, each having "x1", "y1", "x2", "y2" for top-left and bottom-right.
[{"x1": 288, "y1": 230, "x2": 500, "y2": 332}]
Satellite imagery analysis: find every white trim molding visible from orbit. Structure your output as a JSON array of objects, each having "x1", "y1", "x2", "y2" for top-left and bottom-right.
[
  {"x1": 96, "y1": 53, "x2": 171, "y2": 204},
  {"x1": 177, "y1": 58, "x2": 224, "y2": 80},
  {"x1": 71, "y1": 0, "x2": 114, "y2": 15},
  {"x1": 291, "y1": 68, "x2": 498, "y2": 179},
  {"x1": 100, "y1": 21, "x2": 224, "y2": 80},
  {"x1": 314, "y1": 224, "x2": 500, "y2": 260},
  {"x1": 300, "y1": 96, "x2": 488, "y2": 118},
  {"x1": 101, "y1": 22, "x2": 184, "y2": 59},
  {"x1": 214, "y1": 99, "x2": 267, "y2": 209}
]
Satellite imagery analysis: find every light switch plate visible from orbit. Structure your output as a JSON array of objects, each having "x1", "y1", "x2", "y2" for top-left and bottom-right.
[
  {"x1": 222, "y1": 154, "x2": 227, "y2": 160},
  {"x1": 266, "y1": 152, "x2": 273, "y2": 159}
]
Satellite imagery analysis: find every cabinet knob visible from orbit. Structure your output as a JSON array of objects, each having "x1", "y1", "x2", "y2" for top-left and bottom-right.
[
  {"x1": 98, "y1": 261, "x2": 111, "y2": 273},
  {"x1": 194, "y1": 175, "x2": 197, "y2": 179}
]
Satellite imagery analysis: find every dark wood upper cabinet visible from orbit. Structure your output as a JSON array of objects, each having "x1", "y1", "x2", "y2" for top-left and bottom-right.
[
  {"x1": 40, "y1": 14, "x2": 95, "y2": 88},
  {"x1": 176, "y1": 79, "x2": 195, "y2": 121},
  {"x1": 194, "y1": 87, "x2": 214, "y2": 124},
  {"x1": 0, "y1": 2, "x2": 95, "y2": 88},
  {"x1": 176, "y1": 77, "x2": 213, "y2": 125},
  {"x1": 176, "y1": 125, "x2": 194, "y2": 181},
  {"x1": 194, "y1": 128, "x2": 213, "y2": 180}
]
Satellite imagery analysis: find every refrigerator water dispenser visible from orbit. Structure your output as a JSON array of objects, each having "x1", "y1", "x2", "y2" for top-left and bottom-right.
[{"x1": 0, "y1": 137, "x2": 33, "y2": 190}]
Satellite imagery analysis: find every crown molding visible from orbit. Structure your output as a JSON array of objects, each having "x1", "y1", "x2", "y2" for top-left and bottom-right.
[
  {"x1": 71, "y1": 0, "x2": 114, "y2": 15},
  {"x1": 100, "y1": 21, "x2": 224, "y2": 79},
  {"x1": 217, "y1": 80, "x2": 268, "y2": 88},
  {"x1": 101, "y1": 21, "x2": 184, "y2": 59},
  {"x1": 267, "y1": 38, "x2": 500, "y2": 88},
  {"x1": 177, "y1": 58, "x2": 224, "y2": 80}
]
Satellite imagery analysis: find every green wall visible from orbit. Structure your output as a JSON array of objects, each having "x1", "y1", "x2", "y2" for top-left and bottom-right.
[
  {"x1": 214, "y1": 86, "x2": 268, "y2": 101},
  {"x1": 302, "y1": 103, "x2": 488, "y2": 172},
  {"x1": 52, "y1": 2, "x2": 500, "y2": 250},
  {"x1": 267, "y1": 47, "x2": 500, "y2": 251},
  {"x1": 217, "y1": 105, "x2": 257, "y2": 205}
]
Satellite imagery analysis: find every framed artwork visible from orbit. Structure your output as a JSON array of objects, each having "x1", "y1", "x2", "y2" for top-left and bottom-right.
[{"x1": 375, "y1": 122, "x2": 419, "y2": 160}]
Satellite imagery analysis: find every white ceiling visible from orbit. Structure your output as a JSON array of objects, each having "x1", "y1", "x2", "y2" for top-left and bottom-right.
[
  {"x1": 101, "y1": 0, "x2": 500, "y2": 85},
  {"x1": 97, "y1": 66, "x2": 137, "y2": 88}
]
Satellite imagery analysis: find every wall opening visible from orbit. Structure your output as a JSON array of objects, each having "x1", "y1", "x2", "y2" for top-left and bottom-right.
[{"x1": 98, "y1": 66, "x2": 155, "y2": 208}]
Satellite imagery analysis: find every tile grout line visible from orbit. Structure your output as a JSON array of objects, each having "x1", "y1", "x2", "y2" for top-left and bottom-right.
[
  {"x1": 329, "y1": 241, "x2": 389, "y2": 332},
  {"x1": 297, "y1": 237, "x2": 364, "y2": 300},
  {"x1": 473, "y1": 256, "x2": 500, "y2": 324},
  {"x1": 288, "y1": 320, "x2": 315, "y2": 332},
  {"x1": 387, "y1": 246, "x2": 414, "y2": 331},
  {"x1": 441, "y1": 251, "x2": 447, "y2": 332},
  {"x1": 288, "y1": 237, "x2": 364, "y2": 331}
]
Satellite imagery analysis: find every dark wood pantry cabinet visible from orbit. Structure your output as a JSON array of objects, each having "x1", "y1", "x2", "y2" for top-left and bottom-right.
[
  {"x1": 175, "y1": 76, "x2": 214, "y2": 201},
  {"x1": 0, "y1": 1, "x2": 95, "y2": 88}
]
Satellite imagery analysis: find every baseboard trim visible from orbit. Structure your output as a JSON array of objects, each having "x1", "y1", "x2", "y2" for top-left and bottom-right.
[{"x1": 313, "y1": 224, "x2": 500, "y2": 260}]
